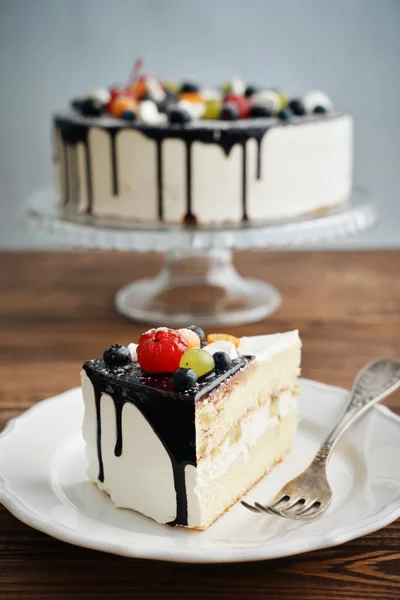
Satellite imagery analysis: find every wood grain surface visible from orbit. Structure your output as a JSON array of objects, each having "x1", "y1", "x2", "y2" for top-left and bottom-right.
[{"x1": 0, "y1": 250, "x2": 399, "y2": 599}]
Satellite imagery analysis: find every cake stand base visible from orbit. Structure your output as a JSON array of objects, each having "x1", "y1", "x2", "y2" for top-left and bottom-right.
[{"x1": 115, "y1": 248, "x2": 281, "y2": 326}]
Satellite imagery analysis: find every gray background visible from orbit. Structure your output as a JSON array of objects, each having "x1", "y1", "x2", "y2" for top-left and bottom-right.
[{"x1": 0, "y1": 0, "x2": 399, "y2": 248}]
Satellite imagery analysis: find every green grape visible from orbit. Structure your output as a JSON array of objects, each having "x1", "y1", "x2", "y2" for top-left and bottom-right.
[
  {"x1": 203, "y1": 99, "x2": 222, "y2": 120},
  {"x1": 179, "y1": 348, "x2": 215, "y2": 378},
  {"x1": 278, "y1": 91, "x2": 289, "y2": 110}
]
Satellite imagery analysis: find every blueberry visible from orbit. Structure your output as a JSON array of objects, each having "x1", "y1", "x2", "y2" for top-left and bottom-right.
[
  {"x1": 187, "y1": 325, "x2": 205, "y2": 341},
  {"x1": 121, "y1": 109, "x2": 136, "y2": 121},
  {"x1": 213, "y1": 351, "x2": 233, "y2": 373},
  {"x1": 313, "y1": 105, "x2": 327, "y2": 114},
  {"x1": 245, "y1": 85, "x2": 260, "y2": 98},
  {"x1": 81, "y1": 97, "x2": 105, "y2": 117},
  {"x1": 103, "y1": 344, "x2": 131, "y2": 367},
  {"x1": 172, "y1": 367, "x2": 198, "y2": 391},
  {"x1": 277, "y1": 108, "x2": 292, "y2": 122},
  {"x1": 71, "y1": 98, "x2": 85, "y2": 112},
  {"x1": 288, "y1": 99, "x2": 305, "y2": 116},
  {"x1": 250, "y1": 105, "x2": 273, "y2": 118},
  {"x1": 180, "y1": 82, "x2": 200, "y2": 93},
  {"x1": 220, "y1": 104, "x2": 239, "y2": 120},
  {"x1": 157, "y1": 90, "x2": 177, "y2": 114},
  {"x1": 169, "y1": 108, "x2": 192, "y2": 124}
]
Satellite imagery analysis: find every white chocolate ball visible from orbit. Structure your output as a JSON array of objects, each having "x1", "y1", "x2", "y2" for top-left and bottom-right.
[
  {"x1": 128, "y1": 343, "x2": 138, "y2": 362},
  {"x1": 250, "y1": 90, "x2": 281, "y2": 113},
  {"x1": 138, "y1": 100, "x2": 167, "y2": 125},
  {"x1": 203, "y1": 340, "x2": 238, "y2": 360},
  {"x1": 86, "y1": 88, "x2": 110, "y2": 104},
  {"x1": 303, "y1": 90, "x2": 333, "y2": 114}
]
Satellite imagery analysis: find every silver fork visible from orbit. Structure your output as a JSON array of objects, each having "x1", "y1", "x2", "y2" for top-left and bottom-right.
[{"x1": 242, "y1": 359, "x2": 400, "y2": 521}]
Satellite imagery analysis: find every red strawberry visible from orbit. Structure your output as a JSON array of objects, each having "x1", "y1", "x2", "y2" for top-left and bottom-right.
[
  {"x1": 224, "y1": 94, "x2": 251, "y2": 118},
  {"x1": 137, "y1": 328, "x2": 188, "y2": 373}
]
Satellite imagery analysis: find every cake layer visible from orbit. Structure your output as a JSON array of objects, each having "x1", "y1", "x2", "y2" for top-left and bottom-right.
[
  {"x1": 54, "y1": 113, "x2": 352, "y2": 225},
  {"x1": 187, "y1": 404, "x2": 298, "y2": 529},
  {"x1": 196, "y1": 339, "x2": 301, "y2": 458}
]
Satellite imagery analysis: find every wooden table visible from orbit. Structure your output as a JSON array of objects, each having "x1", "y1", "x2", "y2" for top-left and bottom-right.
[{"x1": 1, "y1": 251, "x2": 399, "y2": 599}]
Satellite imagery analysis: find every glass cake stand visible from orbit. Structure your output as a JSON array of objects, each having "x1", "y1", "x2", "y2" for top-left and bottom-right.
[{"x1": 25, "y1": 189, "x2": 377, "y2": 326}]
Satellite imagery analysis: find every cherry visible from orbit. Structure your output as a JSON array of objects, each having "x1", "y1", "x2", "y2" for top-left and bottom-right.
[{"x1": 137, "y1": 328, "x2": 188, "y2": 373}]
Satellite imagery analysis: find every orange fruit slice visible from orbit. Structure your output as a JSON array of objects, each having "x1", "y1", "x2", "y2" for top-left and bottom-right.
[
  {"x1": 177, "y1": 328, "x2": 201, "y2": 349},
  {"x1": 109, "y1": 96, "x2": 137, "y2": 118},
  {"x1": 207, "y1": 333, "x2": 240, "y2": 348},
  {"x1": 179, "y1": 92, "x2": 204, "y2": 104}
]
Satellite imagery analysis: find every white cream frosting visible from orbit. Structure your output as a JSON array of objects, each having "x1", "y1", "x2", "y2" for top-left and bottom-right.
[
  {"x1": 239, "y1": 330, "x2": 301, "y2": 362},
  {"x1": 82, "y1": 370, "x2": 178, "y2": 524},
  {"x1": 246, "y1": 115, "x2": 353, "y2": 220}
]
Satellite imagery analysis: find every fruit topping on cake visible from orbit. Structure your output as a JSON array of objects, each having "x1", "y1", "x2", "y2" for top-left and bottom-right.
[
  {"x1": 69, "y1": 60, "x2": 334, "y2": 124},
  {"x1": 136, "y1": 327, "x2": 188, "y2": 373}
]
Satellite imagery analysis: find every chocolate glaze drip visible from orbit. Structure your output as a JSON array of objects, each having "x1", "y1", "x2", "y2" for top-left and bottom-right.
[
  {"x1": 256, "y1": 138, "x2": 262, "y2": 180},
  {"x1": 94, "y1": 391, "x2": 104, "y2": 482},
  {"x1": 185, "y1": 140, "x2": 193, "y2": 221},
  {"x1": 83, "y1": 355, "x2": 252, "y2": 526},
  {"x1": 241, "y1": 142, "x2": 247, "y2": 219},
  {"x1": 156, "y1": 139, "x2": 163, "y2": 220},
  {"x1": 110, "y1": 130, "x2": 119, "y2": 196},
  {"x1": 114, "y1": 397, "x2": 124, "y2": 457},
  {"x1": 62, "y1": 143, "x2": 69, "y2": 206},
  {"x1": 54, "y1": 112, "x2": 338, "y2": 221},
  {"x1": 54, "y1": 120, "x2": 93, "y2": 212}
]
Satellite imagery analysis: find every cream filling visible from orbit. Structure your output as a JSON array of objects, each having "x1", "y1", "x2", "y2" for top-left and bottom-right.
[{"x1": 197, "y1": 388, "x2": 296, "y2": 485}]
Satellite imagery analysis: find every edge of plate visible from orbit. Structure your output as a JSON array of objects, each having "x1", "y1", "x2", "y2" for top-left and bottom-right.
[{"x1": 0, "y1": 379, "x2": 399, "y2": 563}]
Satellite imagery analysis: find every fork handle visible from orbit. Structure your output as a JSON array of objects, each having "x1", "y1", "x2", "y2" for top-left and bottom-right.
[{"x1": 313, "y1": 359, "x2": 400, "y2": 466}]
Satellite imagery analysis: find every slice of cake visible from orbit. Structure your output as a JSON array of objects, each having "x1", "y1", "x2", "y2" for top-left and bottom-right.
[{"x1": 81, "y1": 327, "x2": 301, "y2": 529}]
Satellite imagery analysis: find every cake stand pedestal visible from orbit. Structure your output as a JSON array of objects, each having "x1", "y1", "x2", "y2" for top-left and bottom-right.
[{"x1": 25, "y1": 189, "x2": 377, "y2": 326}]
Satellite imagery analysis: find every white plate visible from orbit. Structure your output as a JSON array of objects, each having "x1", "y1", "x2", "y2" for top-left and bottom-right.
[{"x1": 0, "y1": 379, "x2": 399, "y2": 563}]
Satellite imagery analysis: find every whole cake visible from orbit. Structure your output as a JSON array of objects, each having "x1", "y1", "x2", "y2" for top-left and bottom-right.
[
  {"x1": 81, "y1": 326, "x2": 301, "y2": 529},
  {"x1": 53, "y1": 65, "x2": 353, "y2": 226}
]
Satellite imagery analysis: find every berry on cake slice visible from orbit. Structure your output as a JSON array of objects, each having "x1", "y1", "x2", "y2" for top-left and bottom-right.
[
  {"x1": 103, "y1": 344, "x2": 132, "y2": 367},
  {"x1": 137, "y1": 327, "x2": 188, "y2": 373},
  {"x1": 172, "y1": 367, "x2": 198, "y2": 391},
  {"x1": 213, "y1": 351, "x2": 233, "y2": 373},
  {"x1": 179, "y1": 347, "x2": 215, "y2": 377}
]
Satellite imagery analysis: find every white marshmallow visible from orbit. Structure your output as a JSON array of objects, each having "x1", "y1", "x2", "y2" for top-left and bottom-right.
[
  {"x1": 138, "y1": 100, "x2": 167, "y2": 125},
  {"x1": 303, "y1": 90, "x2": 333, "y2": 114},
  {"x1": 203, "y1": 341, "x2": 238, "y2": 360},
  {"x1": 250, "y1": 90, "x2": 281, "y2": 113},
  {"x1": 226, "y1": 77, "x2": 246, "y2": 95},
  {"x1": 86, "y1": 88, "x2": 111, "y2": 104},
  {"x1": 202, "y1": 88, "x2": 223, "y2": 101},
  {"x1": 177, "y1": 99, "x2": 205, "y2": 119},
  {"x1": 128, "y1": 343, "x2": 138, "y2": 362}
]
